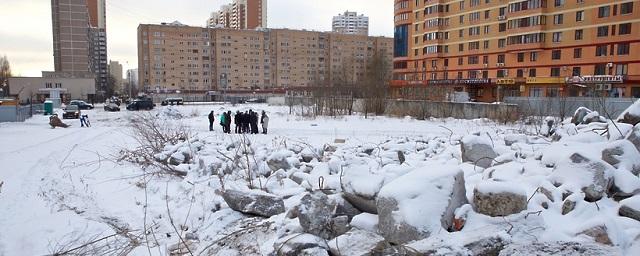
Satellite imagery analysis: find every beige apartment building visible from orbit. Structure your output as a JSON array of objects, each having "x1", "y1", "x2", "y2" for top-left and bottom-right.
[
  {"x1": 137, "y1": 23, "x2": 393, "y2": 93},
  {"x1": 392, "y1": 0, "x2": 640, "y2": 102},
  {"x1": 207, "y1": 0, "x2": 267, "y2": 30}
]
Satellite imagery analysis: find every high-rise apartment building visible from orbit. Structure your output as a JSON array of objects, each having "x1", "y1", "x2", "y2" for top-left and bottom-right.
[
  {"x1": 392, "y1": 0, "x2": 640, "y2": 101},
  {"x1": 51, "y1": 0, "x2": 107, "y2": 97},
  {"x1": 137, "y1": 23, "x2": 392, "y2": 93},
  {"x1": 109, "y1": 60, "x2": 123, "y2": 87},
  {"x1": 207, "y1": 0, "x2": 267, "y2": 30},
  {"x1": 333, "y1": 11, "x2": 369, "y2": 36}
]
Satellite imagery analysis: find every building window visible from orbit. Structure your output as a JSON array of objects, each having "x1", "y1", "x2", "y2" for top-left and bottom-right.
[
  {"x1": 616, "y1": 64, "x2": 628, "y2": 75},
  {"x1": 618, "y1": 43, "x2": 630, "y2": 55},
  {"x1": 459, "y1": 43, "x2": 464, "y2": 52},
  {"x1": 497, "y1": 54, "x2": 505, "y2": 63},
  {"x1": 458, "y1": 57, "x2": 463, "y2": 65},
  {"x1": 594, "y1": 64, "x2": 607, "y2": 75},
  {"x1": 598, "y1": 6, "x2": 610, "y2": 18},
  {"x1": 552, "y1": 50, "x2": 561, "y2": 60},
  {"x1": 483, "y1": 55, "x2": 489, "y2": 64},
  {"x1": 482, "y1": 71, "x2": 489, "y2": 79},
  {"x1": 483, "y1": 40, "x2": 489, "y2": 49},
  {"x1": 553, "y1": 14, "x2": 564, "y2": 25},
  {"x1": 459, "y1": 15, "x2": 464, "y2": 24},
  {"x1": 485, "y1": 10, "x2": 490, "y2": 19},
  {"x1": 529, "y1": 68, "x2": 537, "y2": 77},
  {"x1": 517, "y1": 53, "x2": 525, "y2": 62},
  {"x1": 574, "y1": 48, "x2": 582, "y2": 58},
  {"x1": 576, "y1": 11, "x2": 584, "y2": 21},
  {"x1": 619, "y1": 23, "x2": 632, "y2": 35},
  {"x1": 552, "y1": 32, "x2": 562, "y2": 42},
  {"x1": 550, "y1": 67, "x2": 561, "y2": 77},
  {"x1": 497, "y1": 69, "x2": 506, "y2": 78},
  {"x1": 621, "y1": 2, "x2": 634, "y2": 15},
  {"x1": 597, "y1": 26, "x2": 609, "y2": 37},
  {"x1": 530, "y1": 88, "x2": 542, "y2": 97},
  {"x1": 554, "y1": 0, "x2": 565, "y2": 7},
  {"x1": 517, "y1": 69, "x2": 524, "y2": 77},
  {"x1": 498, "y1": 39, "x2": 506, "y2": 48},
  {"x1": 575, "y1": 29, "x2": 583, "y2": 40},
  {"x1": 572, "y1": 67, "x2": 581, "y2": 76},
  {"x1": 45, "y1": 83, "x2": 52, "y2": 88},
  {"x1": 530, "y1": 52, "x2": 538, "y2": 61},
  {"x1": 596, "y1": 45, "x2": 608, "y2": 56}
]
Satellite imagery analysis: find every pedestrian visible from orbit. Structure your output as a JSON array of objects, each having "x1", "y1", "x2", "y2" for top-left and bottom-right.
[
  {"x1": 243, "y1": 111, "x2": 250, "y2": 133},
  {"x1": 80, "y1": 114, "x2": 91, "y2": 127},
  {"x1": 208, "y1": 111, "x2": 215, "y2": 131},
  {"x1": 234, "y1": 111, "x2": 241, "y2": 133},
  {"x1": 219, "y1": 112, "x2": 226, "y2": 132},
  {"x1": 225, "y1": 111, "x2": 232, "y2": 134},
  {"x1": 250, "y1": 111, "x2": 259, "y2": 134},
  {"x1": 260, "y1": 111, "x2": 269, "y2": 134}
]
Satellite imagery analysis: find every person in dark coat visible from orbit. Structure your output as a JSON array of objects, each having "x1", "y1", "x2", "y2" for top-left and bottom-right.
[
  {"x1": 250, "y1": 111, "x2": 259, "y2": 134},
  {"x1": 234, "y1": 111, "x2": 241, "y2": 133},
  {"x1": 225, "y1": 111, "x2": 232, "y2": 134},
  {"x1": 243, "y1": 111, "x2": 250, "y2": 133},
  {"x1": 208, "y1": 111, "x2": 215, "y2": 131}
]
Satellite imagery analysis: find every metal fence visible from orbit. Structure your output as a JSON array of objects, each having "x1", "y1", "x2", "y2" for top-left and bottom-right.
[
  {"x1": 504, "y1": 97, "x2": 636, "y2": 118},
  {"x1": 0, "y1": 104, "x2": 43, "y2": 122}
]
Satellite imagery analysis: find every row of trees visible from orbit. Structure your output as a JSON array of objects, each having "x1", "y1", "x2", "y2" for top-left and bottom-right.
[{"x1": 289, "y1": 50, "x2": 391, "y2": 118}]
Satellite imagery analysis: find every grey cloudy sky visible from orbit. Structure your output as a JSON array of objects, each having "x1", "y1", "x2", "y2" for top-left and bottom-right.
[{"x1": 0, "y1": 0, "x2": 393, "y2": 77}]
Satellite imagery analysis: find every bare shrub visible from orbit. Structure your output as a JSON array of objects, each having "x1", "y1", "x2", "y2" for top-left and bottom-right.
[{"x1": 118, "y1": 113, "x2": 191, "y2": 178}]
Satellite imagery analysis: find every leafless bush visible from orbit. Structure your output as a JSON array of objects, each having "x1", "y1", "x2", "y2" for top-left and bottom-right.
[
  {"x1": 48, "y1": 217, "x2": 149, "y2": 256},
  {"x1": 118, "y1": 113, "x2": 191, "y2": 178}
]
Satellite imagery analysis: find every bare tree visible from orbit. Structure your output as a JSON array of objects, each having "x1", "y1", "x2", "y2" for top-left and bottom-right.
[
  {"x1": 362, "y1": 50, "x2": 390, "y2": 118},
  {"x1": 0, "y1": 55, "x2": 11, "y2": 97}
]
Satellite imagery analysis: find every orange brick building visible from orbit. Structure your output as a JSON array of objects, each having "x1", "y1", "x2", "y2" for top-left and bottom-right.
[{"x1": 392, "y1": 0, "x2": 640, "y2": 102}]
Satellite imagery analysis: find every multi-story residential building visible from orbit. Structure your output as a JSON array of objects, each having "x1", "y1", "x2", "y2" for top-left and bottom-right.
[
  {"x1": 392, "y1": 0, "x2": 640, "y2": 101},
  {"x1": 109, "y1": 60, "x2": 123, "y2": 88},
  {"x1": 137, "y1": 23, "x2": 393, "y2": 93},
  {"x1": 333, "y1": 11, "x2": 370, "y2": 36},
  {"x1": 207, "y1": 0, "x2": 267, "y2": 30},
  {"x1": 207, "y1": 12, "x2": 221, "y2": 28},
  {"x1": 51, "y1": 0, "x2": 107, "y2": 99}
]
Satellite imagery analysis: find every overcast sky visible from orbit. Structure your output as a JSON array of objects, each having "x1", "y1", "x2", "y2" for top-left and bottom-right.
[{"x1": 0, "y1": 0, "x2": 393, "y2": 77}]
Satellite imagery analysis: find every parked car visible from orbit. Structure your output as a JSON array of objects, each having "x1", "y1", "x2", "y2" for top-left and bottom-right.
[
  {"x1": 104, "y1": 103, "x2": 121, "y2": 112},
  {"x1": 161, "y1": 97, "x2": 184, "y2": 106},
  {"x1": 126, "y1": 99, "x2": 155, "y2": 111},
  {"x1": 108, "y1": 97, "x2": 121, "y2": 106},
  {"x1": 63, "y1": 105, "x2": 81, "y2": 119},
  {"x1": 69, "y1": 100, "x2": 94, "y2": 110},
  {"x1": 245, "y1": 98, "x2": 266, "y2": 103}
]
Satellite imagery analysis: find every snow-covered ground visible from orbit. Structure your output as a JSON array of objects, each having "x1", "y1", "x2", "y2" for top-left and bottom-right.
[{"x1": 0, "y1": 103, "x2": 638, "y2": 255}]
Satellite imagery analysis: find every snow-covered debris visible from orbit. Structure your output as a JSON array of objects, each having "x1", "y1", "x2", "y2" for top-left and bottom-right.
[
  {"x1": 273, "y1": 233, "x2": 329, "y2": 256},
  {"x1": 461, "y1": 134, "x2": 498, "y2": 168},
  {"x1": 602, "y1": 140, "x2": 640, "y2": 175},
  {"x1": 376, "y1": 166, "x2": 467, "y2": 244},
  {"x1": 328, "y1": 229, "x2": 384, "y2": 256},
  {"x1": 628, "y1": 124, "x2": 640, "y2": 152},
  {"x1": 472, "y1": 180, "x2": 527, "y2": 217},
  {"x1": 618, "y1": 99, "x2": 640, "y2": 126},
  {"x1": 297, "y1": 191, "x2": 348, "y2": 239},
  {"x1": 504, "y1": 134, "x2": 527, "y2": 146},
  {"x1": 610, "y1": 168, "x2": 640, "y2": 200},
  {"x1": 549, "y1": 153, "x2": 613, "y2": 202},
  {"x1": 267, "y1": 150, "x2": 294, "y2": 171},
  {"x1": 498, "y1": 242, "x2": 619, "y2": 256},
  {"x1": 572, "y1": 107, "x2": 597, "y2": 125},
  {"x1": 222, "y1": 189, "x2": 285, "y2": 217},
  {"x1": 619, "y1": 196, "x2": 640, "y2": 222},
  {"x1": 350, "y1": 213, "x2": 378, "y2": 232},
  {"x1": 577, "y1": 225, "x2": 613, "y2": 245},
  {"x1": 341, "y1": 169, "x2": 385, "y2": 214}
]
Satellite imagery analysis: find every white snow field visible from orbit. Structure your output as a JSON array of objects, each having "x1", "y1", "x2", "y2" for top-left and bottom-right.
[{"x1": 0, "y1": 103, "x2": 639, "y2": 255}]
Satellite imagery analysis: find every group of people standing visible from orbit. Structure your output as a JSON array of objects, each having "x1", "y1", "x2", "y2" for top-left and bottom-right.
[{"x1": 208, "y1": 109, "x2": 269, "y2": 134}]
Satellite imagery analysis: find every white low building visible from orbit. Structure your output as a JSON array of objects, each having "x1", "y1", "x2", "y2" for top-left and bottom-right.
[{"x1": 8, "y1": 72, "x2": 96, "y2": 104}]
